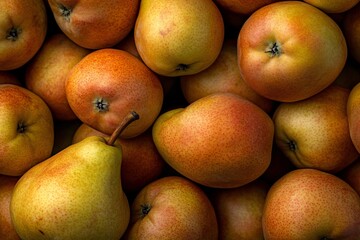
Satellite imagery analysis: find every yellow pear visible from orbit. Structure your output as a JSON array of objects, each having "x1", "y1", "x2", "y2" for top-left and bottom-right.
[
  {"x1": 134, "y1": 0, "x2": 224, "y2": 77},
  {"x1": 10, "y1": 112, "x2": 139, "y2": 240},
  {"x1": 0, "y1": 84, "x2": 54, "y2": 176},
  {"x1": 274, "y1": 85, "x2": 359, "y2": 173}
]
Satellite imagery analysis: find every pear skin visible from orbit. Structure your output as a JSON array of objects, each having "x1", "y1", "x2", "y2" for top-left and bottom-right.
[
  {"x1": 210, "y1": 179, "x2": 270, "y2": 240},
  {"x1": 237, "y1": 1, "x2": 347, "y2": 102},
  {"x1": 0, "y1": 84, "x2": 54, "y2": 176},
  {"x1": 0, "y1": 0, "x2": 47, "y2": 70},
  {"x1": 123, "y1": 176, "x2": 219, "y2": 239},
  {"x1": 47, "y1": 0, "x2": 140, "y2": 49},
  {"x1": 0, "y1": 175, "x2": 21, "y2": 240},
  {"x1": 152, "y1": 93, "x2": 274, "y2": 188},
  {"x1": 134, "y1": 0, "x2": 224, "y2": 77},
  {"x1": 274, "y1": 85, "x2": 359, "y2": 173},
  {"x1": 65, "y1": 48, "x2": 164, "y2": 138},
  {"x1": 262, "y1": 168, "x2": 360, "y2": 239},
  {"x1": 10, "y1": 136, "x2": 130, "y2": 239}
]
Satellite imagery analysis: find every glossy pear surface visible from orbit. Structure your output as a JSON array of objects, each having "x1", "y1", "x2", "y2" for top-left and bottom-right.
[
  {"x1": 10, "y1": 136, "x2": 130, "y2": 240},
  {"x1": 153, "y1": 93, "x2": 274, "y2": 188}
]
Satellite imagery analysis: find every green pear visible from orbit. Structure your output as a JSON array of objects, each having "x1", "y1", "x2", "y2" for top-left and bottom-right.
[{"x1": 10, "y1": 112, "x2": 139, "y2": 240}]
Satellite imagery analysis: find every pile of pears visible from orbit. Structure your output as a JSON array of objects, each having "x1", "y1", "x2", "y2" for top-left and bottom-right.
[{"x1": 2, "y1": 0, "x2": 360, "y2": 239}]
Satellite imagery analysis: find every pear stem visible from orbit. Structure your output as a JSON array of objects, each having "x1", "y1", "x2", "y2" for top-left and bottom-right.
[{"x1": 106, "y1": 111, "x2": 140, "y2": 146}]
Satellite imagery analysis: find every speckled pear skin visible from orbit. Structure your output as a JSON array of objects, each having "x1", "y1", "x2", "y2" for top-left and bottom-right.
[
  {"x1": 10, "y1": 136, "x2": 130, "y2": 240},
  {"x1": 134, "y1": 0, "x2": 224, "y2": 77},
  {"x1": 152, "y1": 92, "x2": 274, "y2": 188},
  {"x1": 262, "y1": 168, "x2": 360, "y2": 239}
]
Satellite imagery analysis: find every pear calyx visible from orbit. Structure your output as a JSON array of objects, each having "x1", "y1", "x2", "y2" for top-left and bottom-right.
[
  {"x1": 175, "y1": 63, "x2": 189, "y2": 71},
  {"x1": 140, "y1": 203, "x2": 151, "y2": 218},
  {"x1": 107, "y1": 111, "x2": 140, "y2": 146},
  {"x1": 17, "y1": 121, "x2": 26, "y2": 133},
  {"x1": 59, "y1": 4, "x2": 72, "y2": 22},
  {"x1": 288, "y1": 140, "x2": 297, "y2": 151},
  {"x1": 265, "y1": 41, "x2": 282, "y2": 57},
  {"x1": 6, "y1": 27, "x2": 22, "y2": 41},
  {"x1": 93, "y1": 97, "x2": 109, "y2": 112}
]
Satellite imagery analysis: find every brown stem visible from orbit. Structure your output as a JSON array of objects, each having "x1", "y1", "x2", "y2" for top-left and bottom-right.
[{"x1": 106, "y1": 111, "x2": 140, "y2": 146}]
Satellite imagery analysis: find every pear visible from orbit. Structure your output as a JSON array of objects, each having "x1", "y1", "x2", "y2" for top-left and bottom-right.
[
  {"x1": 134, "y1": 0, "x2": 224, "y2": 77},
  {"x1": 262, "y1": 168, "x2": 360, "y2": 239},
  {"x1": 10, "y1": 111, "x2": 139, "y2": 240},
  {"x1": 152, "y1": 93, "x2": 274, "y2": 188}
]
